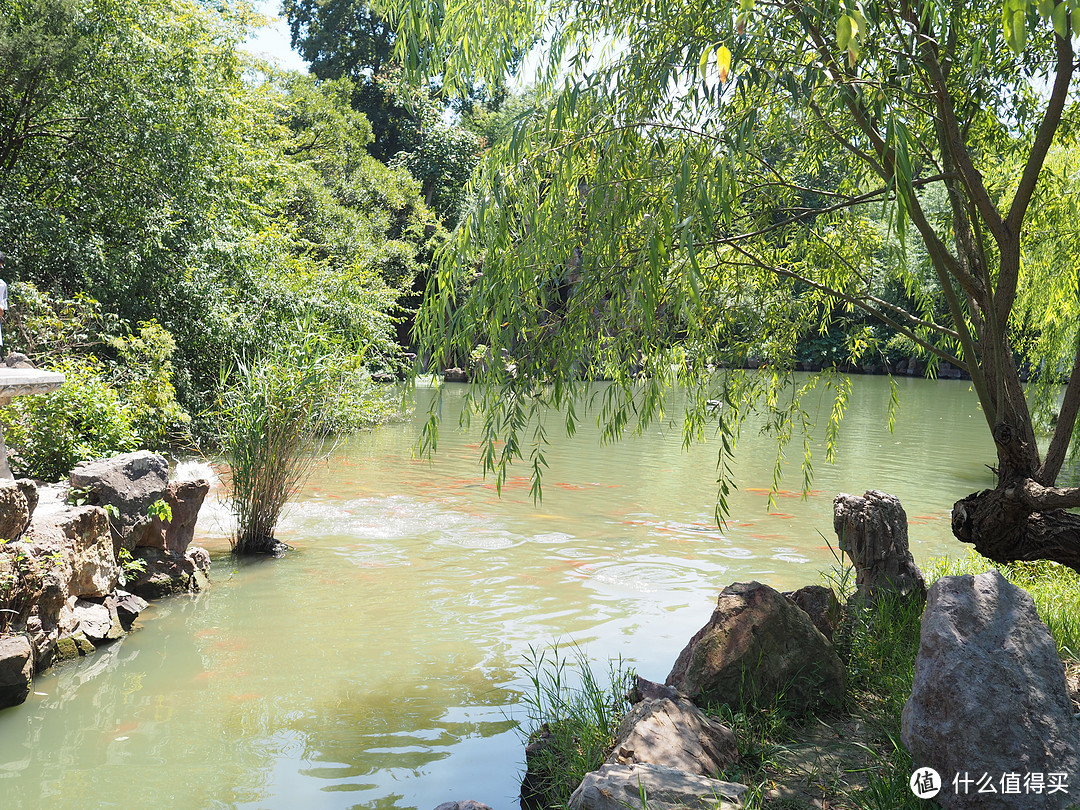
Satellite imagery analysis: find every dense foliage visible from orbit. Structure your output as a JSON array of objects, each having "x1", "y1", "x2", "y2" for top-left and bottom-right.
[
  {"x1": 0, "y1": 0, "x2": 442, "y2": 480},
  {"x1": 391, "y1": 0, "x2": 1080, "y2": 568}
]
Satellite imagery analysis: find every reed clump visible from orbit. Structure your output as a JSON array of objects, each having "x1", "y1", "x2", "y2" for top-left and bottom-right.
[{"x1": 214, "y1": 334, "x2": 343, "y2": 555}]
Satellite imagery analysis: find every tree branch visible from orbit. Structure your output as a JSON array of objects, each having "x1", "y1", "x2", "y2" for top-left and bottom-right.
[
  {"x1": 1000, "y1": 31, "x2": 1076, "y2": 321},
  {"x1": 1037, "y1": 328, "x2": 1080, "y2": 485},
  {"x1": 1011, "y1": 479, "x2": 1080, "y2": 510}
]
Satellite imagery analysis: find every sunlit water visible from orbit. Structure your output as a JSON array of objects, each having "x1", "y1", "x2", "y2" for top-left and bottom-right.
[{"x1": 0, "y1": 377, "x2": 999, "y2": 808}]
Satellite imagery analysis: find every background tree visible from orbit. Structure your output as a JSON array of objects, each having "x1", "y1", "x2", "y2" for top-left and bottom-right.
[
  {"x1": 0, "y1": 0, "x2": 438, "y2": 476},
  {"x1": 390, "y1": 0, "x2": 1080, "y2": 570}
]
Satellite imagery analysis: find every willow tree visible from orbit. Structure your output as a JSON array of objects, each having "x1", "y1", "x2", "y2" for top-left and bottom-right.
[{"x1": 388, "y1": 0, "x2": 1080, "y2": 570}]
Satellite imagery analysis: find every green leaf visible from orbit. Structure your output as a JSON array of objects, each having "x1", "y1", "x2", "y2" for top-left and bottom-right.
[
  {"x1": 837, "y1": 14, "x2": 853, "y2": 51},
  {"x1": 1053, "y1": 1, "x2": 1069, "y2": 36}
]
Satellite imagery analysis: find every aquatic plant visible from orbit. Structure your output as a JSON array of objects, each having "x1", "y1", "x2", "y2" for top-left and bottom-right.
[
  {"x1": 518, "y1": 643, "x2": 634, "y2": 809},
  {"x1": 213, "y1": 327, "x2": 344, "y2": 555}
]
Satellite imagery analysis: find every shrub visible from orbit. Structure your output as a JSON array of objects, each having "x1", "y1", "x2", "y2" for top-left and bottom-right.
[
  {"x1": 0, "y1": 356, "x2": 138, "y2": 481},
  {"x1": 518, "y1": 643, "x2": 634, "y2": 809},
  {"x1": 106, "y1": 320, "x2": 191, "y2": 448}
]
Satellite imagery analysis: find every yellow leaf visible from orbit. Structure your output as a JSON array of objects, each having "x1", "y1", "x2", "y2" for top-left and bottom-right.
[{"x1": 717, "y1": 45, "x2": 732, "y2": 83}]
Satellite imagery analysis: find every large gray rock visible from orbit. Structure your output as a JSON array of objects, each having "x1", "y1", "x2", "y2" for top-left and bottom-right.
[
  {"x1": 134, "y1": 479, "x2": 209, "y2": 555},
  {"x1": 0, "y1": 478, "x2": 30, "y2": 540},
  {"x1": 568, "y1": 763, "x2": 746, "y2": 810},
  {"x1": 902, "y1": 571, "x2": 1080, "y2": 809},
  {"x1": 69, "y1": 451, "x2": 169, "y2": 553},
  {"x1": 833, "y1": 490, "x2": 926, "y2": 604},
  {"x1": 667, "y1": 581, "x2": 845, "y2": 715},
  {"x1": 432, "y1": 802, "x2": 492, "y2": 810},
  {"x1": 0, "y1": 634, "x2": 33, "y2": 710},
  {"x1": 608, "y1": 681, "x2": 738, "y2": 776}
]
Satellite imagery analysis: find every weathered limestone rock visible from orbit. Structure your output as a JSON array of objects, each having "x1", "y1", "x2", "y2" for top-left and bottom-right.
[
  {"x1": 72, "y1": 598, "x2": 123, "y2": 644},
  {"x1": 0, "y1": 478, "x2": 30, "y2": 539},
  {"x1": 52, "y1": 631, "x2": 95, "y2": 662},
  {"x1": 128, "y1": 546, "x2": 210, "y2": 599},
  {"x1": 135, "y1": 479, "x2": 209, "y2": 555},
  {"x1": 784, "y1": 585, "x2": 843, "y2": 641},
  {"x1": 608, "y1": 679, "x2": 738, "y2": 776},
  {"x1": 902, "y1": 571, "x2": 1080, "y2": 809},
  {"x1": 21, "y1": 505, "x2": 118, "y2": 599},
  {"x1": 568, "y1": 763, "x2": 746, "y2": 810},
  {"x1": 833, "y1": 490, "x2": 926, "y2": 604},
  {"x1": 432, "y1": 802, "x2": 493, "y2": 810},
  {"x1": 16, "y1": 479, "x2": 37, "y2": 522},
  {"x1": 69, "y1": 451, "x2": 169, "y2": 553},
  {"x1": 666, "y1": 581, "x2": 844, "y2": 715},
  {"x1": 0, "y1": 634, "x2": 33, "y2": 710}
]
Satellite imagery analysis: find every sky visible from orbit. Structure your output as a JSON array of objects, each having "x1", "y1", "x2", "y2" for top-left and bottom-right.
[{"x1": 240, "y1": 0, "x2": 309, "y2": 73}]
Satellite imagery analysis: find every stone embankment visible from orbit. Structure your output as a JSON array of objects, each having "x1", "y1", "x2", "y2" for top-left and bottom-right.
[{"x1": 0, "y1": 451, "x2": 210, "y2": 710}]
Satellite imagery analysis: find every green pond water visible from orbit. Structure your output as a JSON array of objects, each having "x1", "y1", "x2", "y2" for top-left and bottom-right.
[{"x1": 0, "y1": 376, "x2": 999, "y2": 808}]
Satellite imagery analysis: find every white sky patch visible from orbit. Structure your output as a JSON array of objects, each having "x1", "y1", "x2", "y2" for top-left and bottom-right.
[{"x1": 241, "y1": 0, "x2": 309, "y2": 74}]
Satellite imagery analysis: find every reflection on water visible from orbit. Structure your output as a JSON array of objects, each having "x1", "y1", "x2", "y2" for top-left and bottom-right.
[{"x1": 0, "y1": 377, "x2": 995, "y2": 808}]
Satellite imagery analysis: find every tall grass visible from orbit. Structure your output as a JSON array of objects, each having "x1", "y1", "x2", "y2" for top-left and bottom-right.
[
  {"x1": 214, "y1": 331, "x2": 345, "y2": 555},
  {"x1": 519, "y1": 643, "x2": 635, "y2": 810}
]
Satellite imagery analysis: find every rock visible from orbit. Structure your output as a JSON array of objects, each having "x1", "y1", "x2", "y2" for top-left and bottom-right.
[
  {"x1": 666, "y1": 581, "x2": 845, "y2": 715},
  {"x1": 128, "y1": 546, "x2": 210, "y2": 599},
  {"x1": 432, "y1": 802, "x2": 493, "y2": 810},
  {"x1": 901, "y1": 571, "x2": 1080, "y2": 809},
  {"x1": 833, "y1": 490, "x2": 926, "y2": 604},
  {"x1": 0, "y1": 634, "x2": 33, "y2": 710},
  {"x1": 443, "y1": 367, "x2": 468, "y2": 382},
  {"x1": 22, "y1": 504, "x2": 119, "y2": 599},
  {"x1": 628, "y1": 675, "x2": 682, "y2": 704},
  {"x1": 135, "y1": 479, "x2": 209, "y2": 555},
  {"x1": 72, "y1": 598, "x2": 123, "y2": 644},
  {"x1": 53, "y1": 631, "x2": 95, "y2": 662},
  {"x1": 3, "y1": 353, "x2": 35, "y2": 369},
  {"x1": 784, "y1": 585, "x2": 843, "y2": 641},
  {"x1": 69, "y1": 451, "x2": 169, "y2": 554},
  {"x1": 568, "y1": 763, "x2": 746, "y2": 810},
  {"x1": 0, "y1": 478, "x2": 30, "y2": 540},
  {"x1": 607, "y1": 693, "x2": 738, "y2": 776},
  {"x1": 114, "y1": 590, "x2": 148, "y2": 631},
  {"x1": 16, "y1": 479, "x2": 37, "y2": 521}
]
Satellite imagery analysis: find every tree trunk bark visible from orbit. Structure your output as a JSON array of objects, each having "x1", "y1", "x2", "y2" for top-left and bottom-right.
[{"x1": 951, "y1": 487, "x2": 1080, "y2": 572}]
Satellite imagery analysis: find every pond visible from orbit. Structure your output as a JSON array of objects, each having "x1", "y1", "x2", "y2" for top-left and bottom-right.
[{"x1": 0, "y1": 376, "x2": 997, "y2": 808}]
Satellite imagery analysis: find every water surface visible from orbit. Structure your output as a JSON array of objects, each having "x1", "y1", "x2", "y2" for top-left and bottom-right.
[{"x1": 0, "y1": 376, "x2": 996, "y2": 808}]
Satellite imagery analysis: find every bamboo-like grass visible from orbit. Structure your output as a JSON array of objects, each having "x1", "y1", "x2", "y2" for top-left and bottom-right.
[{"x1": 215, "y1": 339, "x2": 340, "y2": 555}]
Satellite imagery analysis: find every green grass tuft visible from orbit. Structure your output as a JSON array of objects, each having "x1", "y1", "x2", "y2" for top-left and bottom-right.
[{"x1": 518, "y1": 642, "x2": 634, "y2": 810}]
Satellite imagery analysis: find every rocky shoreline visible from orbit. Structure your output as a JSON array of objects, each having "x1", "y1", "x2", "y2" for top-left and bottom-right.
[
  {"x1": 0, "y1": 451, "x2": 211, "y2": 710},
  {"x1": 442, "y1": 491, "x2": 1080, "y2": 810}
]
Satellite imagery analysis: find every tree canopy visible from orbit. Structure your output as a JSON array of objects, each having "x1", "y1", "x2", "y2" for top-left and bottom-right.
[
  {"x1": 0, "y1": 0, "x2": 441, "y2": 472},
  {"x1": 388, "y1": 0, "x2": 1080, "y2": 569}
]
